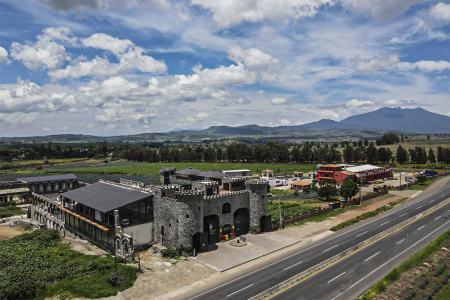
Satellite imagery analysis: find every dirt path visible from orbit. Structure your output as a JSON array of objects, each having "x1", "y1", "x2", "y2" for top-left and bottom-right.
[{"x1": 0, "y1": 224, "x2": 33, "y2": 240}]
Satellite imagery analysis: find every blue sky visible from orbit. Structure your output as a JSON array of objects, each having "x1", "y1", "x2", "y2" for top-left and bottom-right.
[{"x1": 0, "y1": 0, "x2": 449, "y2": 136}]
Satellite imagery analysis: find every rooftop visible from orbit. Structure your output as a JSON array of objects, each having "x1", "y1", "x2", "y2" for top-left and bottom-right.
[
  {"x1": 17, "y1": 174, "x2": 78, "y2": 183},
  {"x1": 61, "y1": 181, "x2": 151, "y2": 213},
  {"x1": 345, "y1": 165, "x2": 386, "y2": 173},
  {"x1": 290, "y1": 180, "x2": 311, "y2": 186},
  {"x1": 175, "y1": 167, "x2": 202, "y2": 175}
]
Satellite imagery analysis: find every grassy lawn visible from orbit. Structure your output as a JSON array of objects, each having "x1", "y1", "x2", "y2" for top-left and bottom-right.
[
  {"x1": 435, "y1": 282, "x2": 450, "y2": 300},
  {"x1": 0, "y1": 201, "x2": 26, "y2": 218},
  {"x1": 283, "y1": 205, "x2": 363, "y2": 228},
  {"x1": 13, "y1": 162, "x2": 318, "y2": 176},
  {"x1": 0, "y1": 230, "x2": 138, "y2": 300}
]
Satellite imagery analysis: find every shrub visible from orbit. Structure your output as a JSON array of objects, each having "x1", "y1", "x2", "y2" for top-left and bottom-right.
[
  {"x1": 419, "y1": 277, "x2": 430, "y2": 289},
  {"x1": 434, "y1": 263, "x2": 447, "y2": 277},
  {"x1": 35, "y1": 166, "x2": 43, "y2": 170},
  {"x1": 404, "y1": 290, "x2": 415, "y2": 300},
  {"x1": 105, "y1": 270, "x2": 128, "y2": 286},
  {"x1": 180, "y1": 244, "x2": 192, "y2": 254},
  {"x1": 44, "y1": 160, "x2": 49, "y2": 164},
  {"x1": 160, "y1": 247, "x2": 179, "y2": 259}
]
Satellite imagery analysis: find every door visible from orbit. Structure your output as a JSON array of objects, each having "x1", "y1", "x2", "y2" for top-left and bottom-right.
[
  {"x1": 234, "y1": 208, "x2": 249, "y2": 237},
  {"x1": 203, "y1": 215, "x2": 220, "y2": 244}
]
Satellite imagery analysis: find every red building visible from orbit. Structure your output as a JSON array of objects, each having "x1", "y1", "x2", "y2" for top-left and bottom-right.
[{"x1": 317, "y1": 165, "x2": 357, "y2": 185}]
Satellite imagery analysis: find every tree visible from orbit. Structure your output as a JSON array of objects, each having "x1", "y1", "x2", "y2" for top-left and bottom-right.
[
  {"x1": 427, "y1": 135, "x2": 430, "y2": 141},
  {"x1": 378, "y1": 147, "x2": 392, "y2": 164},
  {"x1": 365, "y1": 144, "x2": 378, "y2": 164},
  {"x1": 437, "y1": 147, "x2": 444, "y2": 163},
  {"x1": 363, "y1": 138, "x2": 369, "y2": 146},
  {"x1": 318, "y1": 184, "x2": 339, "y2": 200},
  {"x1": 396, "y1": 145, "x2": 408, "y2": 164},
  {"x1": 343, "y1": 144, "x2": 354, "y2": 163},
  {"x1": 416, "y1": 175, "x2": 427, "y2": 185},
  {"x1": 340, "y1": 179, "x2": 359, "y2": 200}
]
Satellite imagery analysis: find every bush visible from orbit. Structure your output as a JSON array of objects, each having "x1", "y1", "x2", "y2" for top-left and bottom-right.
[
  {"x1": 44, "y1": 160, "x2": 49, "y2": 164},
  {"x1": 180, "y1": 244, "x2": 192, "y2": 254},
  {"x1": 419, "y1": 277, "x2": 430, "y2": 289},
  {"x1": 160, "y1": 247, "x2": 179, "y2": 259},
  {"x1": 35, "y1": 166, "x2": 43, "y2": 170},
  {"x1": 105, "y1": 270, "x2": 128, "y2": 286},
  {"x1": 405, "y1": 289, "x2": 415, "y2": 300}
]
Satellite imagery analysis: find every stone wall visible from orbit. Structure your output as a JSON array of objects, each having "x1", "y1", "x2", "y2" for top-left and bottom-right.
[{"x1": 247, "y1": 180, "x2": 268, "y2": 229}]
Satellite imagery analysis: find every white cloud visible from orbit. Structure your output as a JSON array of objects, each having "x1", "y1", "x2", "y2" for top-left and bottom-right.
[
  {"x1": 48, "y1": 33, "x2": 167, "y2": 79},
  {"x1": 346, "y1": 99, "x2": 374, "y2": 107},
  {"x1": 228, "y1": 45, "x2": 279, "y2": 68},
  {"x1": 340, "y1": 0, "x2": 424, "y2": 22},
  {"x1": 295, "y1": 121, "x2": 305, "y2": 125},
  {"x1": 270, "y1": 97, "x2": 287, "y2": 105},
  {"x1": 42, "y1": 127, "x2": 51, "y2": 131},
  {"x1": 104, "y1": 124, "x2": 117, "y2": 131},
  {"x1": 58, "y1": 126, "x2": 69, "y2": 131},
  {"x1": 255, "y1": 90, "x2": 266, "y2": 95},
  {"x1": 355, "y1": 54, "x2": 399, "y2": 72},
  {"x1": 280, "y1": 119, "x2": 290, "y2": 126},
  {"x1": 191, "y1": 0, "x2": 333, "y2": 27},
  {"x1": 191, "y1": 63, "x2": 257, "y2": 87},
  {"x1": 82, "y1": 33, "x2": 133, "y2": 55},
  {"x1": 0, "y1": 47, "x2": 9, "y2": 63},
  {"x1": 10, "y1": 27, "x2": 75, "y2": 70},
  {"x1": 397, "y1": 60, "x2": 450, "y2": 72},
  {"x1": 298, "y1": 107, "x2": 340, "y2": 120},
  {"x1": 430, "y1": 3, "x2": 450, "y2": 24}
]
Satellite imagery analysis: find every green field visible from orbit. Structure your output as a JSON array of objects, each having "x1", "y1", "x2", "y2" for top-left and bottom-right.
[
  {"x1": 15, "y1": 162, "x2": 318, "y2": 176},
  {"x1": 0, "y1": 229, "x2": 137, "y2": 300}
]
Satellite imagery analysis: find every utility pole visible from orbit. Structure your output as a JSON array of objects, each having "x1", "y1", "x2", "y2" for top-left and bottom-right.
[
  {"x1": 359, "y1": 173, "x2": 362, "y2": 206},
  {"x1": 279, "y1": 197, "x2": 283, "y2": 229}
]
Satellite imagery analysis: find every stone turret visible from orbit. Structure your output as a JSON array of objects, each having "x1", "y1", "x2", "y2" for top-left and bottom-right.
[{"x1": 245, "y1": 180, "x2": 269, "y2": 229}]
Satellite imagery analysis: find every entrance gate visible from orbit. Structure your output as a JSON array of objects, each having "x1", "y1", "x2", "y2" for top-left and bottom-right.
[
  {"x1": 234, "y1": 208, "x2": 249, "y2": 237},
  {"x1": 203, "y1": 215, "x2": 220, "y2": 244}
]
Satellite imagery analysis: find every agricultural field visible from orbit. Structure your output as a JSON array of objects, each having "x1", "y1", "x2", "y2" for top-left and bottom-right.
[
  {"x1": 0, "y1": 229, "x2": 138, "y2": 300},
  {"x1": 12, "y1": 161, "x2": 319, "y2": 176},
  {"x1": 0, "y1": 201, "x2": 26, "y2": 218},
  {"x1": 267, "y1": 200, "x2": 321, "y2": 224}
]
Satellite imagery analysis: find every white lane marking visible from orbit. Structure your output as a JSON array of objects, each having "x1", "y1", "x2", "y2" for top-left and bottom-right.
[
  {"x1": 227, "y1": 284, "x2": 253, "y2": 297},
  {"x1": 189, "y1": 187, "x2": 450, "y2": 300},
  {"x1": 330, "y1": 220, "x2": 450, "y2": 300},
  {"x1": 324, "y1": 245, "x2": 338, "y2": 252},
  {"x1": 430, "y1": 200, "x2": 435, "y2": 203},
  {"x1": 284, "y1": 261, "x2": 303, "y2": 270},
  {"x1": 365, "y1": 252, "x2": 380, "y2": 262},
  {"x1": 328, "y1": 272, "x2": 346, "y2": 284},
  {"x1": 417, "y1": 225, "x2": 425, "y2": 231},
  {"x1": 356, "y1": 231, "x2": 367, "y2": 237},
  {"x1": 380, "y1": 221, "x2": 389, "y2": 226},
  {"x1": 436, "y1": 216, "x2": 441, "y2": 220},
  {"x1": 396, "y1": 239, "x2": 404, "y2": 244},
  {"x1": 400, "y1": 213, "x2": 408, "y2": 217},
  {"x1": 416, "y1": 206, "x2": 423, "y2": 209}
]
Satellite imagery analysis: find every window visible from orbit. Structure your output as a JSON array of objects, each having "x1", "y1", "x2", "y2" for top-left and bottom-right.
[
  {"x1": 186, "y1": 214, "x2": 189, "y2": 218},
  {"x1": 222, "y1": 203, "x2": 231, "y2": 214}
]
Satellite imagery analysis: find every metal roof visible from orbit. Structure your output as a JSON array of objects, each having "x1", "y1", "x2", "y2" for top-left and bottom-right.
[
  {"x1": 17, "y1": 174, "x2": 78, "y2": 183},
  {"x1": 60, "y1": 182, "x2": 151, "y2": 213},
  {"x1": 344, "y1": 165, "x2": 386, "y2": 173},
  {"x1": 175, "y1": 167, "x2": 203, "y2": 175},
  {"x1": 222, "y1": 169, "x2": 251, "y2": 173},
  {"x1": 198, "y1": 169, "x2": 227, "y2": 178}
]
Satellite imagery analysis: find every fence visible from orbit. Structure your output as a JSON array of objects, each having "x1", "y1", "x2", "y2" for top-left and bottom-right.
[{"x1": 271, "y1": 189, "x2": 389, "y2": 230}]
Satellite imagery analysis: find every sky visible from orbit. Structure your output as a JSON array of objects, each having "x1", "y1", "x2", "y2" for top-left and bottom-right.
[{"x1": 0, "y1": 0, "x2": 450, "y2": 137}]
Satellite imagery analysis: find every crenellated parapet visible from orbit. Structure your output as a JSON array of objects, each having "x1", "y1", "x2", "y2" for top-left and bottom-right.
[
  {"x1": 223, "y1": 177, "x2": 245, "y2": 183},
  {"x1": 99, "y1": 179, "x2": 152, "y2": 194},
  {"x1": 203, "y1": 190, "x2": 250, "y2": 200}
]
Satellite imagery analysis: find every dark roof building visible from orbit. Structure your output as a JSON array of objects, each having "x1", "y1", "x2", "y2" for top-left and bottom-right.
[
  {"x1": 198, "y1": 169, "x2": 227, "y2": 178},
  {"x1": 18, "y1": 174, "x2": 78, "y2": 183},
  {"x1": 176, "y1": 167, "x2": 203, "y2": 175},
  {"x1": 60, "y1": 181, "x2": 151, "y2": 212}
]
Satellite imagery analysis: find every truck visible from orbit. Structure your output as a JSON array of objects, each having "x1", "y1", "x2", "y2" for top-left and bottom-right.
[
  {"x1": 268, "y1": 179, "x2": 288, "y2": 187},
  {"x1": 420, "y1": 169, "x2": 438, "y2": 176}
]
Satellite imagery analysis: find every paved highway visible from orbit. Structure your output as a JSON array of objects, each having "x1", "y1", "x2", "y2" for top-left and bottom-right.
[{"x1": 181, "y1": 184, "x2": 450, "y2": 300}]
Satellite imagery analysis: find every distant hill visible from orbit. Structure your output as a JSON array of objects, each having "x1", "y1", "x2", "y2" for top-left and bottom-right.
[
  {"x1": 338, "y1": 107, "x2": 450, "y2": 133},
  {"x1": 1, "y1": 107, "x2": 448, "y2": 143}
]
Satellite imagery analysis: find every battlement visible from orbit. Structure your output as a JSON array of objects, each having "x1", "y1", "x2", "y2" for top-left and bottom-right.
[
  {"x1": 246, "y1": 180, "x2": 268, "y2": 185},
  {"x1": 99, "y1": 179, "x2": 152, "y2": 194},
  {"x1": 223, "y1": 177, "x2": 245, "y2": 183},
  {"x1": 153, "y1": 184, "x2": 180, "y2": 190},
  {"x1": 204, "y1": 190, "x2": 250, "y2": 200},
  {"x1": 175, "y1": 191, "x2": 204, "y2": 196},
  {"x1": 192, "y1": 180, "x2": 220, "y2": 186},
  {"x1": 161, "y1": 196, "x2": 178, "y2": 202}
]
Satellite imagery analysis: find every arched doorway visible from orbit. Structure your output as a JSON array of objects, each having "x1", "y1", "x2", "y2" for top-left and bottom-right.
[
  {"x1": 203, "y1": 215, "x2": 220, "y2": 244},
  {"x1": 234, "y1": 208, "x2": 249, "y2": 237},
  {"x1": 192, "y1": 232, "x2": 201, "y2": 252}
]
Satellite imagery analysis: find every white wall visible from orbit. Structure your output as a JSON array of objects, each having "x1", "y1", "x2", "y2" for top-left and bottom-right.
[{"x1": 123, "y1": 222, "x2": 153, "y2": 245}]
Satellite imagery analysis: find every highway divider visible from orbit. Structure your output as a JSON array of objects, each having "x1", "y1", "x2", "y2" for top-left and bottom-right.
[{"x1": 250, "y1": 197, "x2": 450, "y2": 300}]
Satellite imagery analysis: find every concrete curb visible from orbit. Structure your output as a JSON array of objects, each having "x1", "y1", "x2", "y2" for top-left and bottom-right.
[{"x1": 249, "y1": 197, "x2": 450, "y2": 300}]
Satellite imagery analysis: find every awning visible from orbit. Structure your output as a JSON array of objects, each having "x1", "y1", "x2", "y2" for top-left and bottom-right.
[
  {"x1": 59, "y1": 206, "x2": 111, "y2": 231},
  {"x1": 0, "y1": 187, "x2": 30, "y2": 196}
]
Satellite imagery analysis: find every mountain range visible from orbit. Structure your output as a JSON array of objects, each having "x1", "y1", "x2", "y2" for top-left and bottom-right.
[{"x1": 1, "y1": 107, "x2": 449, "y2": 143}]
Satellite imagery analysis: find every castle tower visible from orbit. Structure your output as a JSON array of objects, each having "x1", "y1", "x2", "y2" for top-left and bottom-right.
[
  {"x1": 246, "y1": 180, "x2": 269, "y2": 231},
  {"x1": 159, "y1": 167, "x2": 176, "y2": 186}
]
